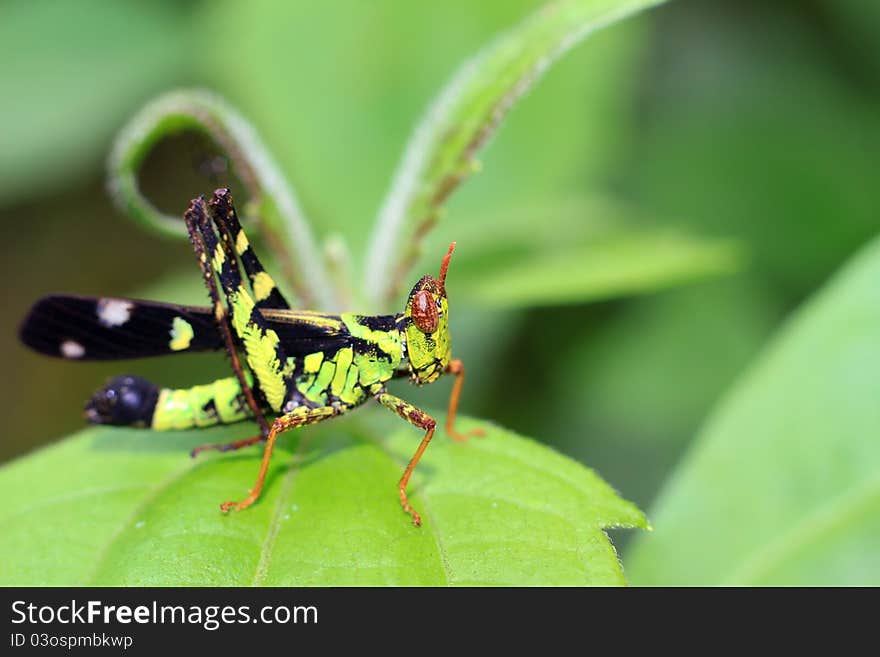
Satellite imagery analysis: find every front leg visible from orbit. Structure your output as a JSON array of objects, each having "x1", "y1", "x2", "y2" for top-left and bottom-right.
[
  {"x1": 220, "y1": 404, "x2": 342, "y2": 513},
  {"x1": 445, "y1": 359, "x2": 485, "y2": 442},
  {"x1": 376, "y1": 392, "x2": 437, "y2": 527}
]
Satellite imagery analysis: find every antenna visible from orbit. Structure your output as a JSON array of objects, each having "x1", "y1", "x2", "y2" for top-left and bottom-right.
[{"x1": 439, "y1": 242, "x2": 456, "y2": 286}]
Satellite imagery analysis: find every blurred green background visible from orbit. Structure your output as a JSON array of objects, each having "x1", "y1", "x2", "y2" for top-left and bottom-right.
[{"x1": 2, "y1": 0, "x2": 879, "y2": 559}]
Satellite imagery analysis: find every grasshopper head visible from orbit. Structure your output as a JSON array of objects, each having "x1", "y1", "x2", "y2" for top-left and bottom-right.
[{"x1": 403, "y1": 243, "x2": 455, "y2": 384}]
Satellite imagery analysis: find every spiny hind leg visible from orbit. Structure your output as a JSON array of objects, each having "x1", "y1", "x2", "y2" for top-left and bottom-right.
[
  {"x1": 184, "y1": 197, "x2": 271, "y2": 447},
  {"x1": 195, "y1": 193, "x2": 291, "y2": 416},
  {"x1": 220, "y1": 404, "x2": 345, "y2": 513},
  {"x1": 208, "y1": 188, "x2": 289, "y2": 311}
]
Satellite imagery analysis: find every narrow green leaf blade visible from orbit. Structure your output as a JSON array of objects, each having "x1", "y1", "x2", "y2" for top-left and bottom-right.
[
  {"x1": 0, "y1": 412, "x2": 646, "y2": 586},
  {"x1": 459, "y1": 231, "x2": 741, "y2": 308},
  {"x1": 428, "y1": 196, "x2": 742, "y2": 308},
  {"x1": 626, "y1": 235, "x2": 880, "y2": 585},
  {"x1": 107, "y1": 89, "x2": 334, "y2": 310},
  {"x1": 364, "y1": 0, "x2": 668, "y2": 307}
]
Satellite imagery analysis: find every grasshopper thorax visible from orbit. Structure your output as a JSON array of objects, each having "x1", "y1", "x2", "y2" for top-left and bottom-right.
[{"x1": 403, "y1": 243, "x2": 455, "y2": 384}]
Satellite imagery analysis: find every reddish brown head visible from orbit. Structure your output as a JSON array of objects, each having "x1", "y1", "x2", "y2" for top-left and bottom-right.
[{"x1": 403, "y1": 243, "x2": 456, "y2": 383}]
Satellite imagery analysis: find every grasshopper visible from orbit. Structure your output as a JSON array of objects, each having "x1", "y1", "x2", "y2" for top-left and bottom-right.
[{"x1": 20, "y1": 188, "x2": 482, "y2": 525}]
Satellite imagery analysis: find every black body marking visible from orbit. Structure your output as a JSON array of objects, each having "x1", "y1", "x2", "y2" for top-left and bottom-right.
[
  {"x1": 355, "y1": 315, "x2": 398, "y2": 333},
  {"x1": 86, "y1": 375, "x2": 160, "y2": 427},
  {"x1": 201, "y1": 398, "x2": 219, "y2": 420}
]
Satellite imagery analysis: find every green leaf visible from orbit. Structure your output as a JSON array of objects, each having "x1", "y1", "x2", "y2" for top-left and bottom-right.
[
  {"x1": 363, "y1": 0, "x2": 668, "y2": 307},
  {"x1": 626, "y1": 235, "x2": 880, "y2": 585},
  {"x1": 198, "y1": 2, "x2": 648, "y2": 270},
  {"x1": 423, "y1": 195, "x2": 742, "y2": 309},
  {"x1": 457, "y1": 231, "x2": 741, "y2": 308},
  {"x1": 0, "y1": 411, "x2": 646, "y2": 586},
  {"x1": 107, "y1": 90, "x2": 335, "y2": 311}
]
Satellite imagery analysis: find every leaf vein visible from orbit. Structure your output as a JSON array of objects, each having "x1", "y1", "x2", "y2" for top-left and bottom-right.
[
  {"x1": 251, "y1": 434, "x2": 310, "y2": 586},
  {"x1": 83, "y1": 458, "x2": 198, "y2": 585},
  {"x1": 0, "y1": 483, "x2": 147, "y2": 526},
  {"x1": 358, "y1": 426, "x2": 454, "y2": 585}
]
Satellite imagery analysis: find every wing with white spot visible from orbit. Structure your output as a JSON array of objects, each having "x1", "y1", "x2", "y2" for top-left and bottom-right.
[{"x1": 19, "y1": 295, "x2": 224, "y2": 360}]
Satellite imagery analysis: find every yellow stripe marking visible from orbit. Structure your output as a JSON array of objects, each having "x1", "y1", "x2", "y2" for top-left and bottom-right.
[
  {"x1": 169, "y1": 317, "x2": 194, "y2": 351},
  {"x1": 211, "y1": 242, "x2": 225, "y2": 273},
  {"x1": 331, "y1": 347, "x2": 353, "y2": 396},
  {"x1": 340, "y1": 365, "x2": 361, "y2": 404},
  {"x1": 235, "y1": 230, "x2": 249, "y2": 255},
  {"x1": 229, "y1": 288, "x2": 287, "y2": 411},
  {"x1": 306, "y1": 360, "x2": 336, "y2": 402},
  {"x1": 304, "y1": 352, "x2": 323, "y2": 373},
  {"x1": 252, "y1": 271, "x2": 277, "y2": 302}
]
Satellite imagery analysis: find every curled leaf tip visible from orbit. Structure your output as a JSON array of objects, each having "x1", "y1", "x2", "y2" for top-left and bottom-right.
[{"x1": 106, "y1": 88, "x2": 335, "y2": 309}]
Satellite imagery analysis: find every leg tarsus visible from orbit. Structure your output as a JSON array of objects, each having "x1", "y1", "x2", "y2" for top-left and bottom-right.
[
  {"x1": 398, "y1": 484, "x2": 421, "y2": 527},
  {"x1": 448, "y1": 427, "x2": 485, "y2": 443},
  {"x1": 220, "y1": 495, "x2": 258, "y2": 514}
]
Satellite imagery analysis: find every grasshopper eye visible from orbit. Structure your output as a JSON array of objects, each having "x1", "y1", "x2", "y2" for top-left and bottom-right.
[{"x1": 412, "y1": 290, "x2": 438, "y2": 333}]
